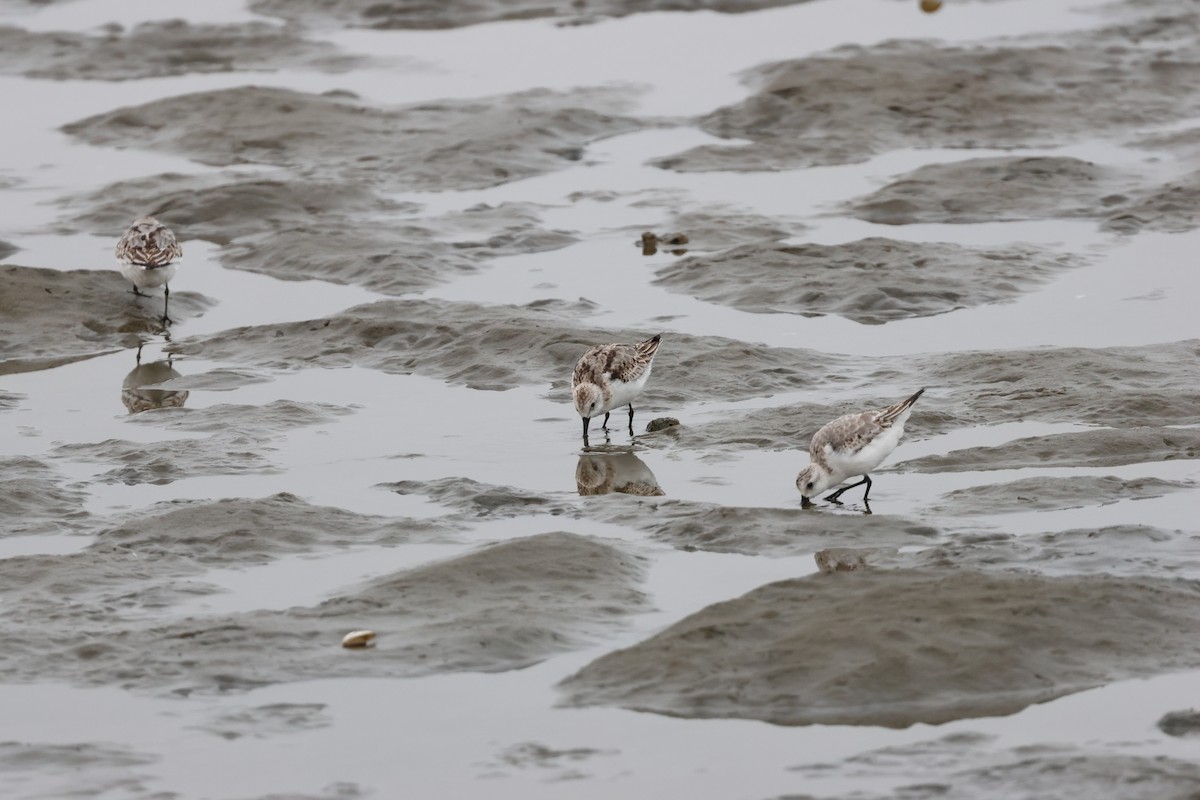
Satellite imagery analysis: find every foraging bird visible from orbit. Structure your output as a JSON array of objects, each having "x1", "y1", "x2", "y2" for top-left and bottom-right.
[
  {"x1": 572, "y1": 333, "x2": 662, "y2": 440},
  {"x1": 796, "y1": 388, "x2": 925, "y2": 507},
  {"x1": 115, "y1": 216, "x2": 182, "y2": 324}
]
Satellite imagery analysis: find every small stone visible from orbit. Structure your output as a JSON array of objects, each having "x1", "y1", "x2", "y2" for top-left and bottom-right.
[
  {"x1": 1158, "y1": 709, "x2": 1200, "y2": 737},
  {"x1": 645, "y1": 417, "x2": 681, "y2": 433}
]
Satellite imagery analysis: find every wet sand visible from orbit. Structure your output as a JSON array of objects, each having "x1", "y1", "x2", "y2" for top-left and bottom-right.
[{"x1": 2, "y1": 0, "x2": 1200, "y2": 797}]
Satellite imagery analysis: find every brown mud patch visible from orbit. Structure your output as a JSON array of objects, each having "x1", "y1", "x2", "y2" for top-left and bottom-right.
[
  {"x1": 388, "y1": 476, "x2": 941, "y2": 557},
  {"x1": 823, "y1": 524, "x2": 1200, "y2": 579},
  {"x1": 67, "y1": 175, "x2": 575, "y2": 294},
  {"x1": 910, "y1": 340, "x2": 1200, "y2": 428},
  {"x1": 559, "y1": 570, "x2": 1200, "y2": 727},
  {"x1": 0, "y1": 20, "x2": 365, "y2": 81},
  {"x1": 0, "y1": 532, "x2": 647, "y2": 694},
  {"x1": 62, "y1": 85, "x2": 646, "y2": 193},
  {"x1": 167, "y1": 298, "x2": 836, "y2": 402},
  {"x1": 49, "y1": 400, "x2": 355, "y2": 484},
  {"x1": 248, "y1": 0, "x2": 816, "y2": 30},
  {"x1": 791, "y1": 735, "x2": 1200, "y2": 800},
  {"x1": 0, "y1": 456, "x2": 89, "y2": 536},
  {"x1": 0, "y1": 742, "x2": 160, "y2": 799},
  {"x1": 848, "y1": 155, "x2": 1200, "y2": 234},
  {"x1": 653, "y1": 238, "x2": 1082, "y2": 323},
  {"x1": 933, "y1": 475, "x2": 1192, "y2": 515},
  {"x1": 902, "y1": 427, "x2": 1200, "y2": 473},
  {"x1": 653, "y1": 27, "x2": 1200, "y2": 173},
  {"x1": 0, "y1": 264, "x2": 214, "y2": 376}
]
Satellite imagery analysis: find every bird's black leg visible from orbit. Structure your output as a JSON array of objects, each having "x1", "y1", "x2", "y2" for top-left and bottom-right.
[
  {"x1": 602, "y1": 411, "x2": 610, "y2": 431},
  {"x1": 861, "y1": 474, "x2": 874, "y2": 504},
  {"x1": 826, "y1": 475, "x2": 871, "y2": 503},
  {"x1": 628, "y1": 404, "x2": 635, "y2": 435},
  {"x1": 136, "y1": 342, "x2": 143, "y2": 364},
  {"x1": 131, "y1": 285, "x2": 146, "y2": 297},
  {"x1": 161, "y1": 283, "x2": 172, "y2": 326}
]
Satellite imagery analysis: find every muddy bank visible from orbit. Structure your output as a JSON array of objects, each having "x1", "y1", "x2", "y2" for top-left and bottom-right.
[
  {"x1": 653, "y1": 24, "x2": 1200, "y2": 173},
  {"x1": 49, "y1": 398, "x2": 356, "y2": 484},
  {"x1": 820, "y1": 524, "x2": 1200, "y2": 579},
  {"x1": 790, "y1": 735, "x2": 1200, "y2": 800},
  {"x1": 0, "y1": 742, "x2": 159, "y2": 799},
  {"x1": 908, "y1": 339, "x2": 1200, "y2": 428},
  {"x1": 559, "y1": 570, "x2": 1200, "y2": 727},
  {"x1": 248, "y1": 0, "x2": 815, "y2": 30},
  {"x1": 0, "y1": 456, "x2": 89, "y2": 536},
  {"x1": 653, "y1": 238, "x2": 1082, "y2": 324},
  {"x1": 388, "y1": 475, "x2": 941, "y2": 556},
  {"x1": 0, "y1": 264, "x2": 214, "y2": 376},
  {"x1": 167, "y1": 298, "x2": 838, "y2": 401},
  {"x1": 0, "y1": 532, "x2": 647, "y2": 693},
  {"x1": 0, "y1": 20, "x2": 365, "y2": 81},
  {"x1": 636, "y1": 501, "x2": 939, "y2": 555},
  {"x1": 848, "y1": 155, "x2": 1200, "y2": 234},
  {"x1": 902, "y1": 427, "x2": 1200, "y2": 473},
  {"x1": 934, "y1": 475, "x2": 1192, "y2": 515},
  {"x1": 63, "y1": 85, "x2": 645, "y2": 193},
  {"x1": 67, "y1": 175, "x2": 575, "y2": 294}
]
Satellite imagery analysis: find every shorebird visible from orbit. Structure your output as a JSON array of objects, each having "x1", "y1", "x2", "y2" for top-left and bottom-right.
[
  {"x1": 115, "y1": 216, "x2": 182, "y2": 324},
  {"x1": 571, "y1": 333, "x2": 662, "y2": 440},
  {"x1": 796, "y1": 388, "x2": 925, "y2": 508}
]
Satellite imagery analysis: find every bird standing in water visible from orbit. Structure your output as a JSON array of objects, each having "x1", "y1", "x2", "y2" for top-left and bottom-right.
[
  {"x1": 116, "y1": 216, "x2": 182, "y2": 325},
  {"x1": 796, "y1": 388, "x2": 925, "y2": 509},
  {"x1": 572, "y1": 333, "x2": 663, "y2": 442}
]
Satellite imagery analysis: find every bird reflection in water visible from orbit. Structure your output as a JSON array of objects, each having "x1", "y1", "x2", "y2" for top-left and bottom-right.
[
  {"x1": 576, "y1": 448, "x2": 665, "y2": 497},
  {"x1": 121, "y1": 345, "x2": 188, "y2": 414}
]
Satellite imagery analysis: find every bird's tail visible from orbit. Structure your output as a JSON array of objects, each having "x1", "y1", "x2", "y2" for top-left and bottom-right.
[
  {"x1": 879, "y1": 387, "x2": 925, "y2": 425},
  {"x1": 638, "y1": 333, "x2": 664, "y2": 359}
]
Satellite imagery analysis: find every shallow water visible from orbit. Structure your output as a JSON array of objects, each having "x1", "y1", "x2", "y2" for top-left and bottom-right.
[{"x1": 2, "y1": 0, "x2": 1199, "y2": 797}]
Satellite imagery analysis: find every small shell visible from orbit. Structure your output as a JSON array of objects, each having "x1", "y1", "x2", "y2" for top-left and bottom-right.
[
  {"x1": 920, "y1": 0, "x2": 943, "y2": 12},
  {"x1": 341, "y1": 630, "x2": 376, "y2": 648}
]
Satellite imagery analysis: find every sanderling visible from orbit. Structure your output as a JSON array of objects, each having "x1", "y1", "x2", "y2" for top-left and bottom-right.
[
  {"x1": 796, "y1": 388, "x2": 925, "y2": 508},
  {"x1": 572, "y1": 333, "x2": 662, "y2": 440},
  {"x1": 116, "y1": 216, "x2": 182, "y2": 324}
]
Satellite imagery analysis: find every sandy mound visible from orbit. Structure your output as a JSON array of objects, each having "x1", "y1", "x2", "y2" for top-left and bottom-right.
[
  {"x1": 848, "y1": 156, "x2": 1200, "y2": 233},
  {"x1": 909, "y1": 525, "x2": 1200, "y2": 579},
  {"x1": 653, "y1": 28, "x2": 1200, "y2": 173},
  {"x1": 0, "y1": 531, "x2": 647, "y2": 693},
  {"x1": 559, "y1": 570, "x2": 1200, "y2": 727},
  {"x1": 791, "y1": 734, "x2": 1200, "y2": 800},
  {"x1": 167, "y1": 298, "x2": 834, "y2": 401},
  {"x1": 0, "y1": 20, "x2": 365, "y2": 81},
  {"x1": 0, "y1": 456, "x2": 89, "y2": 536},
  {"x1": 910, "y1": 340, "x2": 1200, "y2": 428},
  {"x1": 0, "y1": 493, "x2": 453, "y2": 624},
  {"x1": 95, "y1": 493, "x2": 449, "y2": 567},
  {"x1": 933, "y1": 475, "x2": 1192, "y2": 515},
  {"x1": 52, "y1": 399, "x2": 353, "y2": 483},
  {"x1": 0, "y1": 240, "x2": 15, "y2": 260},
  {"x1": 0, "y1": 264, "x2": 214, "y2": 376},
  {"x1": 67, "y1": 175, "x2": 576, "y2": 293},
  {"x1": 653, "y1": 238, "x2": 1081, "y2": 323},
  {"x1": 902, "y1": 427, "x2": 1200, "y2": 473},
  {"x1": 67, "y1": 174, "x2": 397, "y2": 246},
  {"x1": 634, "y1": 501, "x2": 940, "y2": 555},
  {"x1": 849, "y1": 156, "x2": 1128, "y2": 225},
  {"x1": 62, "y1": 86, "x2": 645, "y2": 192},
  {"x1": 0, "y1": 742, "x2": 158, "y2": 798},
  {"x1": 248, "y1": 0, "x2": 816, "y2": 30}
]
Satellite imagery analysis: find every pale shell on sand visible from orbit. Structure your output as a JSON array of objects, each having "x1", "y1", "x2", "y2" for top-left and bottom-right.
[{"x1": 341, "y1": 630, "x2": 376, "y2": 649}]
